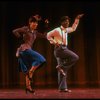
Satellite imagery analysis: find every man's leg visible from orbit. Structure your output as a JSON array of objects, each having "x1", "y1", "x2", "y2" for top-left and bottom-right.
[
  {"x1": 58, "y1": 69, "x2": 71, "y2": 92},
  {"x1": 62, "y1": 48, "x2": 79, "y2": 69},
  {"x1": 56, "y1": 57, "x2": 66, "y2": 76},
  {"x1": 58, "y1": 69, "x2": 67, "y2": 89}
]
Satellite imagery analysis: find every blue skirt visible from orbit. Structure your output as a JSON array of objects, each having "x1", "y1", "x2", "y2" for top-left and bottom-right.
[{"x1": 17, "y1": 49, "x2": 46, "y2": 73}]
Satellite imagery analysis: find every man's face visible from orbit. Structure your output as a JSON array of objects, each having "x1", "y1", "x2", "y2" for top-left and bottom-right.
[
  {"x1": 29, "y1": 22, "x2": 38, "y2": 30},
  {"x1": 61, "y1": 19, "x2": 69, "y2": 28}
]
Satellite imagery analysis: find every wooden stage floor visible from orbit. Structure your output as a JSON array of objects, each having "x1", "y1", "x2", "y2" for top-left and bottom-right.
[{"x1": 0, "y1": 88, "x2": 100, "y2": 99}]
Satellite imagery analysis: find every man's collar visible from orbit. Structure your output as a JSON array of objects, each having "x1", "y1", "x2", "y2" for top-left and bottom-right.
[{"x1": 60, "y1": 26, "x2": 66, "y2": 30}]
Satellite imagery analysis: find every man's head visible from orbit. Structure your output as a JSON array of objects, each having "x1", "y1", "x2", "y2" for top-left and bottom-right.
[
  {"x1": 60, "y1": 16, "x2": 70, "y2": 28},
  {"x1": 28, "y1": 15, "x2": 41, "y2": 30}
]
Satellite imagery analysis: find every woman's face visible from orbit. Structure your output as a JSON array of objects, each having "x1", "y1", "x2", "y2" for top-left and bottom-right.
[
  {"x1": 29, "y1": 22, "x2": 38, "y2": 30},
  {"x1": 61, "y1": 19, "x2": 69, "y2": 28}
]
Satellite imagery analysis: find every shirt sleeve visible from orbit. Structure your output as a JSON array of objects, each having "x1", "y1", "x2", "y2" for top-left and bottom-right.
[
  {"x1": 12, "y1": 26, "x2": 28, "y2": 38},
  {"x1": 66, "y1": 18, "x2": 79, "y2": 33},
  {"x1": 47, "y1": 29, "x2": 57, "y2": 44}
]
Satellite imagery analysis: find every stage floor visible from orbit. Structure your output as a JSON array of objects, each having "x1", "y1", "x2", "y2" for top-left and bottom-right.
[{"x1": 0, "y1": 88, "x2": 100, "y2": 99}]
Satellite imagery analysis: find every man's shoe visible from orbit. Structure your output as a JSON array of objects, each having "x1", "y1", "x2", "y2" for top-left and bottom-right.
[
  {"x1": 59, "y1": 89, "x2": 72, "y2": 93},
  {"x1": 56, "y1": 66, "x2": 66, "y2": 76}
]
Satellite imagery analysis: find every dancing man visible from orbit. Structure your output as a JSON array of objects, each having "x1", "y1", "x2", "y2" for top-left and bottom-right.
[{"x1": 47, "y1": 14, "x2": 84, "y2": 92}]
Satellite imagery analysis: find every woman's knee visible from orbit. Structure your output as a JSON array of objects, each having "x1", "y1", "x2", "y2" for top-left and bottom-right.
[{"x1": 41, "y1": 57, "x2": 46, "y2": 63}]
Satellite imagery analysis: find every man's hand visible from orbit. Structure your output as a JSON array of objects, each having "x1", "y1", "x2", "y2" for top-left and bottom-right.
[
  {"x1": 55, "y1": 42, "x2": 60, "y2": 47},
  {"x1": 76, "y1": 14, "x2": 84, "y2": 19}
]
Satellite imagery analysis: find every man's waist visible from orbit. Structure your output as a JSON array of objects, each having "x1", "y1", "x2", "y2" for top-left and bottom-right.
[
  {"x1": 58, "y1": 43, "x2": 67, "y2": 46},
  {"x1": 55, "y1": 44, "x2": 67, "y2": 48}
]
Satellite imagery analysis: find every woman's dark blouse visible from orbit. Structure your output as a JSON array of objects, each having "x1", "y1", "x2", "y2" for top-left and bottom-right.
[{"x1": 13, "y1": 26, "x2": 46, "y2": 51}]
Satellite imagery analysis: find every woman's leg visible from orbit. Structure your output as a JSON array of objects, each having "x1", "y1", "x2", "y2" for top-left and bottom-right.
[
  {"x1": 21, "y1": 49, "x2": 46, "y2": 92},
  {"x1": 25, "y1": 73, "x2": 34, "y2": 93},
  {"x1": 26, "y1": 66, "x2": 39, "y2": 92},
  {"x1": 28, "y1": 66, "x2": 39, "y2": 79}
]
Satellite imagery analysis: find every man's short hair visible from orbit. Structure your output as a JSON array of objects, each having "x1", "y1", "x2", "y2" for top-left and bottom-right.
[{"x1": 60, "y1": 16, "x2": 70, "y2": 23}]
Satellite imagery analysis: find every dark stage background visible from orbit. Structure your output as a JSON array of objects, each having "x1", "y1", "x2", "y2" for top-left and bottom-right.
[{"x1": 0, "y1": 1, "x2": 100, "y2": 89}]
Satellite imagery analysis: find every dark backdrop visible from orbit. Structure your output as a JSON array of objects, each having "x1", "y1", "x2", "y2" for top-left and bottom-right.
[{"x1": 0, "y1": 1, "x2": 100, "y2": 89}]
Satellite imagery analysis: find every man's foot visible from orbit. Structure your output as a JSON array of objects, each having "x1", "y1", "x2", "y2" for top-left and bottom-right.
[
  {"x1": 56, "y1": 66, "x2": 66, "y2": 76},
  {"x1": 59, "y1": 89, "x2": 72, "y2": 93}
]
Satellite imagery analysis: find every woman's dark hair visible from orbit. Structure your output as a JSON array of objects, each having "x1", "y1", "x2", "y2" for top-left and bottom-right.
[{"x1": 28, "y1": 15, "x2": 41, "y2": 23}]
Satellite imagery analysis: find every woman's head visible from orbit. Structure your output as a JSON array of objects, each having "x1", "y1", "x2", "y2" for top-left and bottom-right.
[{"x1": 28, "y1": 15, "x2": 41, "y2": 30}]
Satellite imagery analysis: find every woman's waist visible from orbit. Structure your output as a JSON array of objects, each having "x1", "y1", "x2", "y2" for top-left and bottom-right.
[{"x1": 19, "y1": 43, "x2": 32, "y2": 51}]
